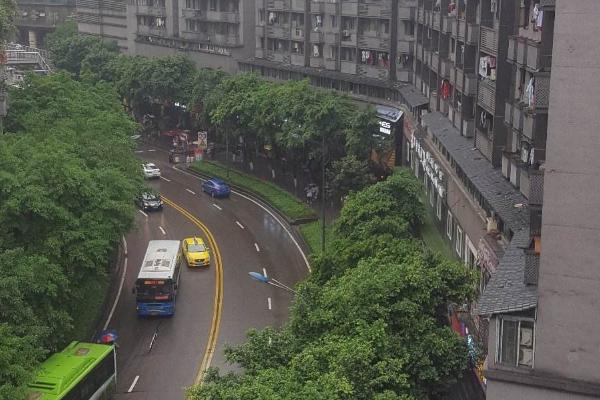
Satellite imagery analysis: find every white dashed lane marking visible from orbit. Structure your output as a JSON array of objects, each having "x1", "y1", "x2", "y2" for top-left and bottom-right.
[
  {"x1": 255, "y1": 243, "x2": 260, "y2": 252},
  {"x1": 186, "y1": 188, "x2": 196, "y2": 195},
  {"x1": 159, "y1": 226, "x2": 166, "y2": 236},
  {"x1": 212, "y1": 203, "x2": 222, "y2": 211},
  {"x1": 236, "y1": 221, "x2": 245, "y2": 229}
]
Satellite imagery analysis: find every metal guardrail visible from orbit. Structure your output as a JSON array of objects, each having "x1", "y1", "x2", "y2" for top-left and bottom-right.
[{"x1": 4, "y1": 43, "x2": 53, "y2": 73}]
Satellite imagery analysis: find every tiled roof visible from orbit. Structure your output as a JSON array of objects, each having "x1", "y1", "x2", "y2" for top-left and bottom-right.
[
  {"x1": 420, "y1": 111, "x2": 537, "y2": 315},
  {"x1": 397, "y1": 85, "x2": 429, "y2": 108}
]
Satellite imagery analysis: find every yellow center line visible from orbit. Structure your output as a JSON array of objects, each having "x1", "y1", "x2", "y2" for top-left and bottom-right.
[{"x1": 161, "y1": 196, "x2": 223, "y2": 386}]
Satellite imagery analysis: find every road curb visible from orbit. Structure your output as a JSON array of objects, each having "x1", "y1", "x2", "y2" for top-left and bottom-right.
[{"x1": 183, "y1": 164, "x2": 314, "y2": 258}]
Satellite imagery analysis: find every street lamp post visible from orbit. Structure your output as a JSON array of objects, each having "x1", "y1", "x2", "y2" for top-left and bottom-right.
[
  {"x1": 249, "y1": 272, "x2": 296, "y2": 294},
  {"x1": 321, "y1": 133, "x2": 326, "y2": 253}
]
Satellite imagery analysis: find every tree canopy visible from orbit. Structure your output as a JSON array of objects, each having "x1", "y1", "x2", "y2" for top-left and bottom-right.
[
  {"x1": 189, "y1": 169, "x2": 475, "y2": 400},
  {"x1": 0, "y1": 73, "x2": 141, "y2": 399}
]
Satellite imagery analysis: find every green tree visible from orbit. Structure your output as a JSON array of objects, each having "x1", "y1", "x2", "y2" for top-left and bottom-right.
[
  {"x1": 45, "y1": 22, "x2": 119, "y2": 78},
  {"x1": 189, "y1": 169, "x2": 474, "y2": 400},
  {"x1": 326, "y1": 155, "x2": 374, "y2": 203},
  {"x1": 0, "y1": 73, "x2": 141, "y2": 399},
  {"x1": 0, "y1": 0, "x2": 15, "y2": 44}
]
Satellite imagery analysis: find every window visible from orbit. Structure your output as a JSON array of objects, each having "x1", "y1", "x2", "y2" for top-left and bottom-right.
[
  {"x1": 446, "y1": 211, "x2": 453, "y2": 239},
  {"x1": 455, "y1": 225, "x2": 463, "y2": 257},
  {"x1": 498, "y1": 318, "x2": 535, "y2": 368},
  {"x1": 436, "y1": 193, "x2": 442, "y2": 220}
]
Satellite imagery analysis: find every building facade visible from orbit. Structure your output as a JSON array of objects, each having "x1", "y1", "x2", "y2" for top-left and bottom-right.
[
  {"x1": 15, "y1": 0, "x2": 76, "y2": 47},
  {"x1": 239, "y1": 0, "x2": 424, "y2": 106},
  {"x1": 77, "y1": 0, "x2": 256, "y2": 72}
]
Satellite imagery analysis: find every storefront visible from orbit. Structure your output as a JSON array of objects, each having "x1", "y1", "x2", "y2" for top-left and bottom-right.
[{"x1": 372, "y1": 105, "x2": 404, "y2": 175}]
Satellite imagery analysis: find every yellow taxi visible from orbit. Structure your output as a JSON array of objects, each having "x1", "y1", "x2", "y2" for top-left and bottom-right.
[{"x1": 182, "y1": 237, "x2": 210, "y2": 267}]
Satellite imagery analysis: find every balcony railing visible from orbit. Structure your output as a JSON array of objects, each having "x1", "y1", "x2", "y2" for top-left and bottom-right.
[
  {"x1": 267, "y1": 25, "x2": 291, "y2": 39},
  {"x1": 398, "y1": 6, "x2": 414, "y2": 20},
  {"x1": 480, "y1": 26, "x2": 498, "y2": 55},
  {"x1": 341, "y1": 1, "x2": 357, "y2": 15},
  {"x1": 397, "y1": 39, "x2": 414, "y2": 55},
  {"x1": 310, "y1": 1, "x2": 324, "y2": 13},
  {"x1": 357, "y1": 2, "x2": 391, "y2": 18},
  {"x1": 310, "y1": 30, "x2": 324, "y2": 42},
  {"x1": 523, "y1": 248, "x2": 540, "y2": 284},
  {"x1": 291, "y1": 0, "x2": 304, "y2": 12},
  {"x1": 340, "y1": 60, "x2": 356, "y2": 74},
  {"x1": 290, "y1": 53, "x2": 304, "y2": 66},
  {"x1": 431, "y1": 52, "x2": 439, "y2": 73},
  {"x1": 357, "y1": 64, "x2": 389, "y2": 80},
  {"x1": 507, "y1": 36, "x2": 517, "y2": 63},
  {"x1": 341, "y1": 31, "x2": 357, "y2": 45},
  {"x1": 478, "y1": 79, "x2": 496, "y2": 113},
  {"x1": 466, "y1": 24, "x2": 479, "y2": 45},
  {"x1": 522, "y1": 111, "x2": 535, "y2": 140},
  {"x1": 358, "y1": 34, "x2": 390, "y2": 50},
  {"x1": 432, "y1": 11, "x2": 440, "y2": 30},
  {"x1": 442, "y1": 15, "x2": 454, "y2": 34},
  {"x1": 440, "y1": 58, "x2": 451, "y2": 78},
  {"x1": 517, "y1": 38, "x2": 527, "y2": 65},
  {"x1": 267, "y1": 0, "x2": 289, "y2": 11},
  {"x1": 325, "y1": 32, "x2": 339, "y2": 44}
]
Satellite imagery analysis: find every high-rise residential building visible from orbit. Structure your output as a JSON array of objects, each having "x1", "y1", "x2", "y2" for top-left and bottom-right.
[
  {"x1": 239, "y1": 0, "x2": 422, "y2": 104},
  {"x1": 77, "y1": 0, "x2": 256, "y2": 72},
  {"x1": 401, "y1": 0, "x2": 556, "y2": 393},
  {"x1": 14, "y1": 0, "x2": 76, "y2": 47}
]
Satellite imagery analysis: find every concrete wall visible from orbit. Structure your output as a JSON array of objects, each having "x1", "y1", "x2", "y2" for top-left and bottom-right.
[
  {"x1": 486, "y1": 380, "x2": 598, "y2": 400},
  {"x1": 536, "y1": 0, "x2": 600, "y2": 385}
]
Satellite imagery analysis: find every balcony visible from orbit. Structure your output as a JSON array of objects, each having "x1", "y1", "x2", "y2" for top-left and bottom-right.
[
  {"x1": 310, "y1": 1, "x2": 324, "y2": 13},
  {"x1": 440, "y1": 58, "x2": 451, "y2": 78},
  {"x1": 442, "y1": 15, "x2": 454, "y2": 34},
  {"x1": 181, "y1": 8, "x2": 201, "y2": 19},
  {"x1": 525, "y1": 40, "x2": 549, "y2": 71},
  {"x1": 138, "y1": 25, "x2": 168, "y2": 37},
  {"x1": 358, "y1": 34, "x2": 390, "y2": 50},
  {"x1": 358, "y1": 2, "x2": 391, "y2": 18},
  {"x1": 522, "y1": 111, "x2": 535, "y2": 140},
  {"x1": 478, "y1": 79, "x2": 496, "y2": 113},
  {"x1": 520, "y1": 168, "x2": 544, "y2": 206},
  {"x1": 466, "y1": 24, "x2": 479, "y2": 45},
  {"x1": 512, "y1": 102, "x2": 524, "y2": 132},
  {"x1": 265, "y1": 51, "x2": 289, "y2": 63},
  {"x1": 203, "y1": 10, "x2": 240, "y2": 23},
  {"x1": 416, "y1": 43, "x2": 422, "y2": 61},
  {"x1": 507, "y1": 36, "x2": 517, "y2": 63},
  {"x1": 267, "y1": 25, "x2": 291, "y2": 39},
  {"x1": 416, "y1": 8, "x2": 423, "y2": 24},
  {"x1": 267, "y1": 0, "x2": 290, "y2": 11},
  {"x1": 290, "y1": 53, "x2": 304, "y2": 66},
  {"x1": 341, "y1": 31, "x2": 357, "y2": 45},
  {"x1": 310, "y1": 30, "x2": 323, "y2": 42},
  {"x1": 517, "y1": 38, "x2": 527, "y2": 65},
  {"x1": 341, "y1": 1, "x2": 358, "y2": 15},
  {"x1": 213, "y1": 33, "x2": 241, "y2": 46},
  {"x1": 398, "y1": 6, "x2": 414, "y2": 20},
  {"x1": 340, "y1": 60, "x2": 356, "y2": 74},
  {"x1": 324, "y1": 58, "x2": 336, "y2": 70},
  {"x1": 324, "y1": 32, "x2": 339, "y2": 44},
  {"x1": 480, "y1": 26, "x2": 498, "y2": 55},
  {"x1": 357, "y1": 64, "x2": 389, "y2": 80},
  {"x1": 431, "y1": 52, "x2": 439, "y2": 74},
  {"x1": 291, "y1": 26, "x2": 304, "y2": 40},
  {"x1": 397, "y1": 39, "x2": 414, "y2": 55},
  {"x1": 137, "y1": 4, "x2": 167, "y2": 16},
  {"x1": 423, "y1": 49, "x2": 431, "y2": 67},
  {"x1": 310, "y1": 57, "x2": 325, "y2": 68},
  {"x1": 529, "y1": 73, "x2": 550, "y2": 110},
  {"x1": 432, "y1": 11, "x2": 440, "y2": 30},
  {"x1": 291, "y1": 0, "x2": 304, "y2": 12}
]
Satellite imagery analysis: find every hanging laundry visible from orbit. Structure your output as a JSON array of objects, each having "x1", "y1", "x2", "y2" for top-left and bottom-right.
[
  {"x1": 313, "y1": 44, "x2": 320, "y2": 57},
  {"x1": 479, "y1": 57, "x2": 488, "y2": 77},
  {"x1": 536, "y1": 10, "x2": 543, "y2": 30},
  {"x1": 490, "y1": 68, "x2": 496, "y2": 81},
  {"x1": 268, "y1": 12, "x2": 275, "y2": 24},
  {"x1": 361, "y1": 50, "x2": 367, "y2": 63},
  {"x1": 531, "y1": 3, "x2": 539, "y2": 24},
  {"x1": 525, "y1": 77, "x2": 535, "y2": 107},
  {"x1": 441, "y1": 80, "x2": 450, "y2": 100}
]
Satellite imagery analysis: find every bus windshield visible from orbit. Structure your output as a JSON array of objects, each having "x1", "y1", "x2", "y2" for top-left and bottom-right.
[{"x1": 135, "y1": 279, "x2": 174, "y2": 302}]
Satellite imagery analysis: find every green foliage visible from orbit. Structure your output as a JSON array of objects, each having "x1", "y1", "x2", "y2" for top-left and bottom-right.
[
  {"x1": 298, "y1": 220, "x2": 334, "y2": 254},
  {"x1": 0, "y1": 0, "x2": 16, "y2": 44},
  {"x1": 326, "y1": 155, "x2": 374, "y2": 202},
  {"x1": 0, "y1": 73, "x2": 141, "y2": 398},
  {"x1": 189, "y1": 168, "x2": 475, "y2": 400},
  {"x1": 45, "y1": 22, "x2": 119, "y2": 78}
]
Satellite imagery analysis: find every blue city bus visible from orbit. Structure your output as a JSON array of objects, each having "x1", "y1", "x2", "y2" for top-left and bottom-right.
[{"x1": 134, "y1": 240, "x2": 182, "y2": 316}]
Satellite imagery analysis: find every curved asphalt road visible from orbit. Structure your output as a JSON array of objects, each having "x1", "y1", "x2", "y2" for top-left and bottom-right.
[{"x1": 110, "y1": 146, "x2": 309, "y2": 399}]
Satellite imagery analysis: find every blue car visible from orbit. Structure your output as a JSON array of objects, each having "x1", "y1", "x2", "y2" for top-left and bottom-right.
[{"x1": 202, "y1": 178, "x2": 231, "y2": 198}]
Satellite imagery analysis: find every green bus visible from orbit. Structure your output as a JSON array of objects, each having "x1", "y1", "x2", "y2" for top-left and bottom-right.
[{"x1": 27, "y1": 342, "x2": 116, "y2": 400}]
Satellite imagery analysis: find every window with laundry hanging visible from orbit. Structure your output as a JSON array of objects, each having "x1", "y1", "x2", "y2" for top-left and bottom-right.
[{"x1": 478, "y1": 55, "x2": 497, "y2": 81}]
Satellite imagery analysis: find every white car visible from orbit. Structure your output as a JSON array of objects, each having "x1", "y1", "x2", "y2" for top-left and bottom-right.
[{"x1": 142, "y1": 163, "x2": 161, "y2": 179}]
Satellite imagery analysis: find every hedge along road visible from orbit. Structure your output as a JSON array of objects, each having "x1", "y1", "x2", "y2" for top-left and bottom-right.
[{"x1": 110, "y1": 146, "x2": 310, "y2": 399}]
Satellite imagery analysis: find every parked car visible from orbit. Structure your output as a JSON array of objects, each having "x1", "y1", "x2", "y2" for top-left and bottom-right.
[
  {"x1": 142, "y1": 163, "x2": 161, "y2": 179},
  {"x1": 201, "y1": 178, "x2": 231, "y2": 198},
  {"x1": 135, "y1": 191, "x2": 163, "y2": 211},
  {"x1": 182, "y1": 237, "x2": 210, "y2": 267}
]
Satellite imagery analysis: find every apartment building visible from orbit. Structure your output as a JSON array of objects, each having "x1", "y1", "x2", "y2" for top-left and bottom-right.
[
  {"x1": 77, "y1": 0, "x2": 256, "y2": 72},
  {"x1": 15, "y1": 0, "x2": 76, "y2": 47},
  {"x1": 239, "y1": 0, "x2": 425, "y2": 105}
]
